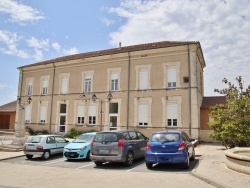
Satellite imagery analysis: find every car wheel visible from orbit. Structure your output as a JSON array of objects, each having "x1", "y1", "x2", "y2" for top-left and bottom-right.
[
  {"x1": 94, "y1": 161, "x2": 102, "y2": 166},
  {"x1": 183, "y1": 153, "x2": 190, "y2": 169},
  {"x1": 26, "y1": 155, "x2": 33, "y2": 159},
  {"x1": 42, "y1": 150, "x2": 50, "y2": 160},
  {"x1": 124, "y1": 152, "x2": 134, "y2": 167},
  {"x1": 190, "y1": 148, "x2": 195, "y2": 161},
  {"x1": 86, "y1": 151, "x2": 91, "y2": 161},
  {"x1": 146, "y1": 162, "x2": 153, "y2": 169}
]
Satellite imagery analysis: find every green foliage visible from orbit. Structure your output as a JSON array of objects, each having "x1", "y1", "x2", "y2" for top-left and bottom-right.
[
  {"x1": 65, "y1": 128, "x2": 96, "y2": 139},
  {"x1": 25, "y1": 126, "x2": 49, "y2": 135},
  {"x1": 209, "y1": 76, "x2": 250, "y2": 148}
]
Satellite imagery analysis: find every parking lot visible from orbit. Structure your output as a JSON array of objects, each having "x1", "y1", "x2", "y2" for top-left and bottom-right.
[{"x1": 0, "y1": 154, "x2": 199, "y2": 173}]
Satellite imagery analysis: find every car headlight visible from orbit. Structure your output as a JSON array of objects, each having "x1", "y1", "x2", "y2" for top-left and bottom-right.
[{"x1": 78, "y1": 146, "x2": 86, "y2": 150}]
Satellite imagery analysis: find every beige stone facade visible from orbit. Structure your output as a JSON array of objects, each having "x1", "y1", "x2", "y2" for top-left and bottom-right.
[{"x1": 15, "y1": 41, "x2": 205, "y2": 139}]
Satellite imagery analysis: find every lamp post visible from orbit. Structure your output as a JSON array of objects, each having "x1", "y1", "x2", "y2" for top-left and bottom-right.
[
  {"x1": 17, "y1": 96, "x2": 32, "y2": 137},
  {"x1": 91, "y1": 92, "x2": 112, "y2": 131}
]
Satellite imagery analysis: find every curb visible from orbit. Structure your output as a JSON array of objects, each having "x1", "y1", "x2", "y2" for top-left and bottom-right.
[{"x1": 0, "y1": 154, "x2": 25, "y2": 161}]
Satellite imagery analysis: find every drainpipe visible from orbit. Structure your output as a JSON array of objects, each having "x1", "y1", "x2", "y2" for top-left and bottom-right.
[
  {"x1": 188, "y1": 45, "x2": 192, "y2": 137},
  {"x1": 126, "y1": 52, "x2": 131, "y2": 130},
  {"x1": 49, "y1": 62, "x2": 56, "y2": 133}
]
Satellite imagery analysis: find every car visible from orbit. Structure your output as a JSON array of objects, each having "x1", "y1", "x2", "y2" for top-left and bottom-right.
[
  {"x1": 90, "y1": 130, "x2": 148, "y2": 167},
  {"x1": 145, "y1": 131, "x2": 195, "y2": 169},
  {"x1": 63, "y1": 132, "x2": 97, "y2": 160},
  {"x1": 23, "y1": 135, "x2": 69, "y2": 160}
]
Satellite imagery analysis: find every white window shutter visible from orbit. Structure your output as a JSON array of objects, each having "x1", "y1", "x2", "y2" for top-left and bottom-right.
[
  {"x1": 25, "y1": 105, "x2": 31, "y2": 122},
  {"x1": 139, "y1": 69, "x2": 148, "y2": 90},
  {"x1": 77, "y1": 105, "x2": 84, "y2": 117},
  {"x1": 111, "y1": 72, "x2": 118, "y2": 80},
  {"x1": 167, "y1": 103, "x2": 178, "y2": 119},
  {"x1": 138, "y1": 104, "x2": 148, "y2": 123},
  {"x1": 40, "y1": 104, "x2": 47, "y2": 122},
  {"x1": 88, "y1": 105, "x2": 96, "y2": 116},
  {"x1": 167, "y1": 67, "x2": 177, "y2": 83},
  {"x1": 61, "y1": 77, "x2": 68, "y2": 94}
]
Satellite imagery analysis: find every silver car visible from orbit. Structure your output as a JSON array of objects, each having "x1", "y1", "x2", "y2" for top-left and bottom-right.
[
  {"x1": 23, "y1": 135, "x2": 69, "y2": 160},
  {"x1": 90, "y1": 130, "x2": 148, "y2": 167}
]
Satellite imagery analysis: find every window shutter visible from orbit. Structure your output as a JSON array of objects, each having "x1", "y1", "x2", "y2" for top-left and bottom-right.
[
  {"x1": 167, "y1": 67, "x2": 177, "y2": 83},
  {"x1": 61, "y1": 77, "x2": 68, "y2": 94},
  {"x1": 25, "y1": 105, "x2": 31, "y2": 122},
  {"x1": 40, "y1": 104, "x2": 47, "y2": 123},
  {"x1": 138, "y1": 104, "x2": 148, "y2": 123},
  {"x1": 88, "y1": 105, "x2": 96, "y2": 116},
  {"x1": 167, "y1": 103, "x2": 178, "y2": 119},
  {"x1": 111, "y1": 72, "x2": 118, "y2": 80},
  {"x1": 139, "y1": 69, "x2": 148, "y2": 90},
  {"x1": 77, "y1": 105, "x2": 84, "y2": 117}
]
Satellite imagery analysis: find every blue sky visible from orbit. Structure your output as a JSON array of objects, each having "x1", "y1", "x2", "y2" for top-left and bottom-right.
[{"x1": 0, "y1": 0, "x2": 250, "y2": 106}]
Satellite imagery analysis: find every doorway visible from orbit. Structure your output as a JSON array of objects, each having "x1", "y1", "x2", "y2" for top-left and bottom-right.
[
  {"x1": 59, "y1": 104, "x2": 66, "y2": 133},
  {"x1": 109, "y1": 103, "x2": 118, "y2": 131}
]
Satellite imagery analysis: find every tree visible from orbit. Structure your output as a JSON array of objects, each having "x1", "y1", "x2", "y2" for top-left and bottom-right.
[{"x1": 209, "y1": 76, "x2": 250, "y2": 148}]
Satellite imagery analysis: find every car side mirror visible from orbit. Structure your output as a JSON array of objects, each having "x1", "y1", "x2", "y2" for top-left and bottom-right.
[{"x1": 66, "y1": 140, "x2": 69, "y2": 143}]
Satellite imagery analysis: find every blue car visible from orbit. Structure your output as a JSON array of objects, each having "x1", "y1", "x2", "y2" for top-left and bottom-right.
[
  {"x1": 145, "y1": 131, "x2": 195, "y2": 169},
  {"x1": 63, "y1": 132, "x2": 97, "y2": 160}
]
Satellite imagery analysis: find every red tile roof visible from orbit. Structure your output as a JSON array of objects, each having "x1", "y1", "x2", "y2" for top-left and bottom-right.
[
  {"x1": 19, "y1": 41, "x2": 201, "y2": 68},
  {"x1": 201, "y1": 96, "x2": 226, "y2": 109},
  {"x1": 0, "y1": 101, "x2": 17, "y2": 112}
]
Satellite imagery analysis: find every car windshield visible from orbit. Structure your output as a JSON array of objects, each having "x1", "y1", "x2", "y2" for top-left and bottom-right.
[
  {"x1": 151, "y1": 133, "x2": 180, "y2": 142},
  {"x1": 73, "y1": 134, "x2": 94, "y2": 143},
  {"x1": 27, "y1": 136, "x2": 43, "y2": 143},
  {"x1": 94, "y1": 133, "x2": 118, "y2": 142}
]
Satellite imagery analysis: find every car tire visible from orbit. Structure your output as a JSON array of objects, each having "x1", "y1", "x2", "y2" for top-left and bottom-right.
[
  {"x1": 42, "y1": 150, "x2": 51, "y2": 160},
  {"x1": 124, "y1": 152, "x2": 134, "y2": 167},
  {"x1": 146, "y1": 162, "x2": 153, "y2": 169},
  {"x1": 190, "y1": 148, "x2": 195, "y2": 161},
  {"x1": 94, "y1": 161, "x2": 103, "y2": 166},
  {"x1": 26, "y1": 154, "x2": 33, "y2": 159},
  {"x1": 183, "y1": 153, "x2": 190, "y2": 169},
  {"x1": 86, "y1": 151, "x2": 91, "y2": 161}
]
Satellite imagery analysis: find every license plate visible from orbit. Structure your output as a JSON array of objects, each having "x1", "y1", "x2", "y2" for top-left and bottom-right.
[{"x1": 99, "y1": 149, "x2": 109, "y2": 154}]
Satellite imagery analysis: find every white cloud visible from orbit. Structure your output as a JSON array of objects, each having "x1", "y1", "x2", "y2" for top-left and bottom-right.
[
  {"x1": 108, "y1": 0, "x2": 250, "y2": 96},
  {"x1": 0, "y1": 30, "x2": 28, "y2": 58},
  {"x1": 63, "y1": 47, "x2": 79, "y2": 55},
  {"x1": 26, "y1": 37, "x2": 49, "y2": 50},
  {"x1": 0, "y1": 0, "x2": 44, "y2": 25},
  {"x1": 0, "y1": 84, "x2": 9, "y2": 89},
  {"x1": 101, "y1": 17, "x2": 115, "y2": 26},
  {"x1": 52, "y1": 42, "x2": 61, "y2": 53}
]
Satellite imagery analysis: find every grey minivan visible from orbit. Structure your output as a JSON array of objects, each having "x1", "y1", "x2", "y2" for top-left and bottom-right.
[{"x1": 90, "y1": 130, "x2": 148, "y2": 167}]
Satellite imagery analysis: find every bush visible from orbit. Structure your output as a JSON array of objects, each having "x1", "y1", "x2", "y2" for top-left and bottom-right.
[
  {"x1": 66, "y1": 128, "x2": 96, "y2": 139},
  {"x1": 25, "y1": 126, "x2": 49, "y2": 135}
]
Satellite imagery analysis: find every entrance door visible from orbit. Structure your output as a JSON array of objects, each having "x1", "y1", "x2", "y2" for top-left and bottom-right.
[
  {"x1": 109, "y1": 103, "x2": 118, "y2": 131},
  {"x1": 0, "y1": 115, "x2": 10, "y2": 129},
  {"x1": 109, "y1": 115, "x2": 117, "y2": 131},
  {"x1": 59, "y1": 104, "x2": 67, "y2": 133}
]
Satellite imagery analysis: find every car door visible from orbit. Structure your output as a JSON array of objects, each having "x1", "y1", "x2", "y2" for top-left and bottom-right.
[
  {"x1": 128, "y1": 131, "x2": 140, "y2": 159},
  {"x1": 182, "y1": 132, "x2": 193, "y2": 157},
  {"x1": 54, "y1": 136, "x2": 68, "y2": 154},
  {"x1": 45, "y1": 136, "x2": 57, "y2": 154},
  {"x1": 136, "y1": 132, "x2": 147, "y2": 157}
]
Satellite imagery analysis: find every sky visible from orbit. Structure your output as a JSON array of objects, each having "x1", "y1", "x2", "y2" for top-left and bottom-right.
[{"x1": 0, "y1": 0, "x2": 249, "y2": 106}]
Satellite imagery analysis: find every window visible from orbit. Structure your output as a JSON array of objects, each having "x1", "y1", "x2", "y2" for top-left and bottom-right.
[
  {"x1": 167, "y1": 67, "x2": 177, "y2": 88},
  {"x1": 42, "y1": 79, "x2": 48, "y2": 95},
  {"x1": 39, "y1": 103, "x2": 47, "y2": 124},
  {"x1": 60, "y1": 74, "x2": 69, "y2": 94},
  {"x1": 88, "y1": 105, "x2": 96, "y2": 125},
  {"x1": 110, "y1": 72, "x2": 118, "y2": 91},
  {"x1": 25, "y1": 104, "x2": 31, "y2": 123},
  {"x1": 77, "y1": 104, "x2": 84, "y2": 125},
  {"x1": 166, "y1": 103, "x2": 178, "y2": 127},
  {"x1": 84, "y1": 77, "x2": 91, "y2": 93},
  {"x1": 27, "y1": 79, "x2": 33, "y2": 96},
  {"x1": 128, "y1": 131, "x2": 138, "y2": 140},
  {"x1": 138, "y1": 104, "x2": 148, "y2": 126},
  {"x1": 139, "y1": 69, "x2": 148, "y2": 90}
]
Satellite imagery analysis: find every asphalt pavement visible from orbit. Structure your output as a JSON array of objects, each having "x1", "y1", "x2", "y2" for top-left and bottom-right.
[{"x1": 0, "y1": 143, "x2": 249, "y2": 188}]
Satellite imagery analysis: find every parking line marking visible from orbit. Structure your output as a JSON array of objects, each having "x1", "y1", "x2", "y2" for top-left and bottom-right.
[
  {"x1": 76, "y1": 163, "x2": 95, "y2": 169},
  {"x1": 40, "y1": 159, "x2": 65, "y2": 166},
  {"x1": 126, "y1": 163, "x2": 145, "y2": 172}
]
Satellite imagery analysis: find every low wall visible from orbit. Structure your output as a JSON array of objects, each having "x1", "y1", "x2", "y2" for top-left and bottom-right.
[{"x1": 224, "y1": 147, "x2": 250, "y2": 175}]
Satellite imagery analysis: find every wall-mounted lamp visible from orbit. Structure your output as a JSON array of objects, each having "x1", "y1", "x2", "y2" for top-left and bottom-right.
[
  {"x1": 17, "y1": 97, "x2": 32, "y2": 105},
  {"x1": 92, "y1": 94, "x2": 97, "y2": 102},
  {"x1": 107, "y1": 92, "x2": 113, "y2": 102},
  {"x1": 27, "y1": 96, "x2": 32, "y2": 104}
]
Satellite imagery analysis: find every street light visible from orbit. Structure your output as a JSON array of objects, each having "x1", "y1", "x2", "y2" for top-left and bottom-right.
[{"x1": 91, "y1": 92, "x2": 113, "y2": 131}]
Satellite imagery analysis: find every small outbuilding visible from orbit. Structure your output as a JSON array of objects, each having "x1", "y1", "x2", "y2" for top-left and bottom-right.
[{"x1": 0, "y1": 101, "x2": 17, "y2": 131}]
